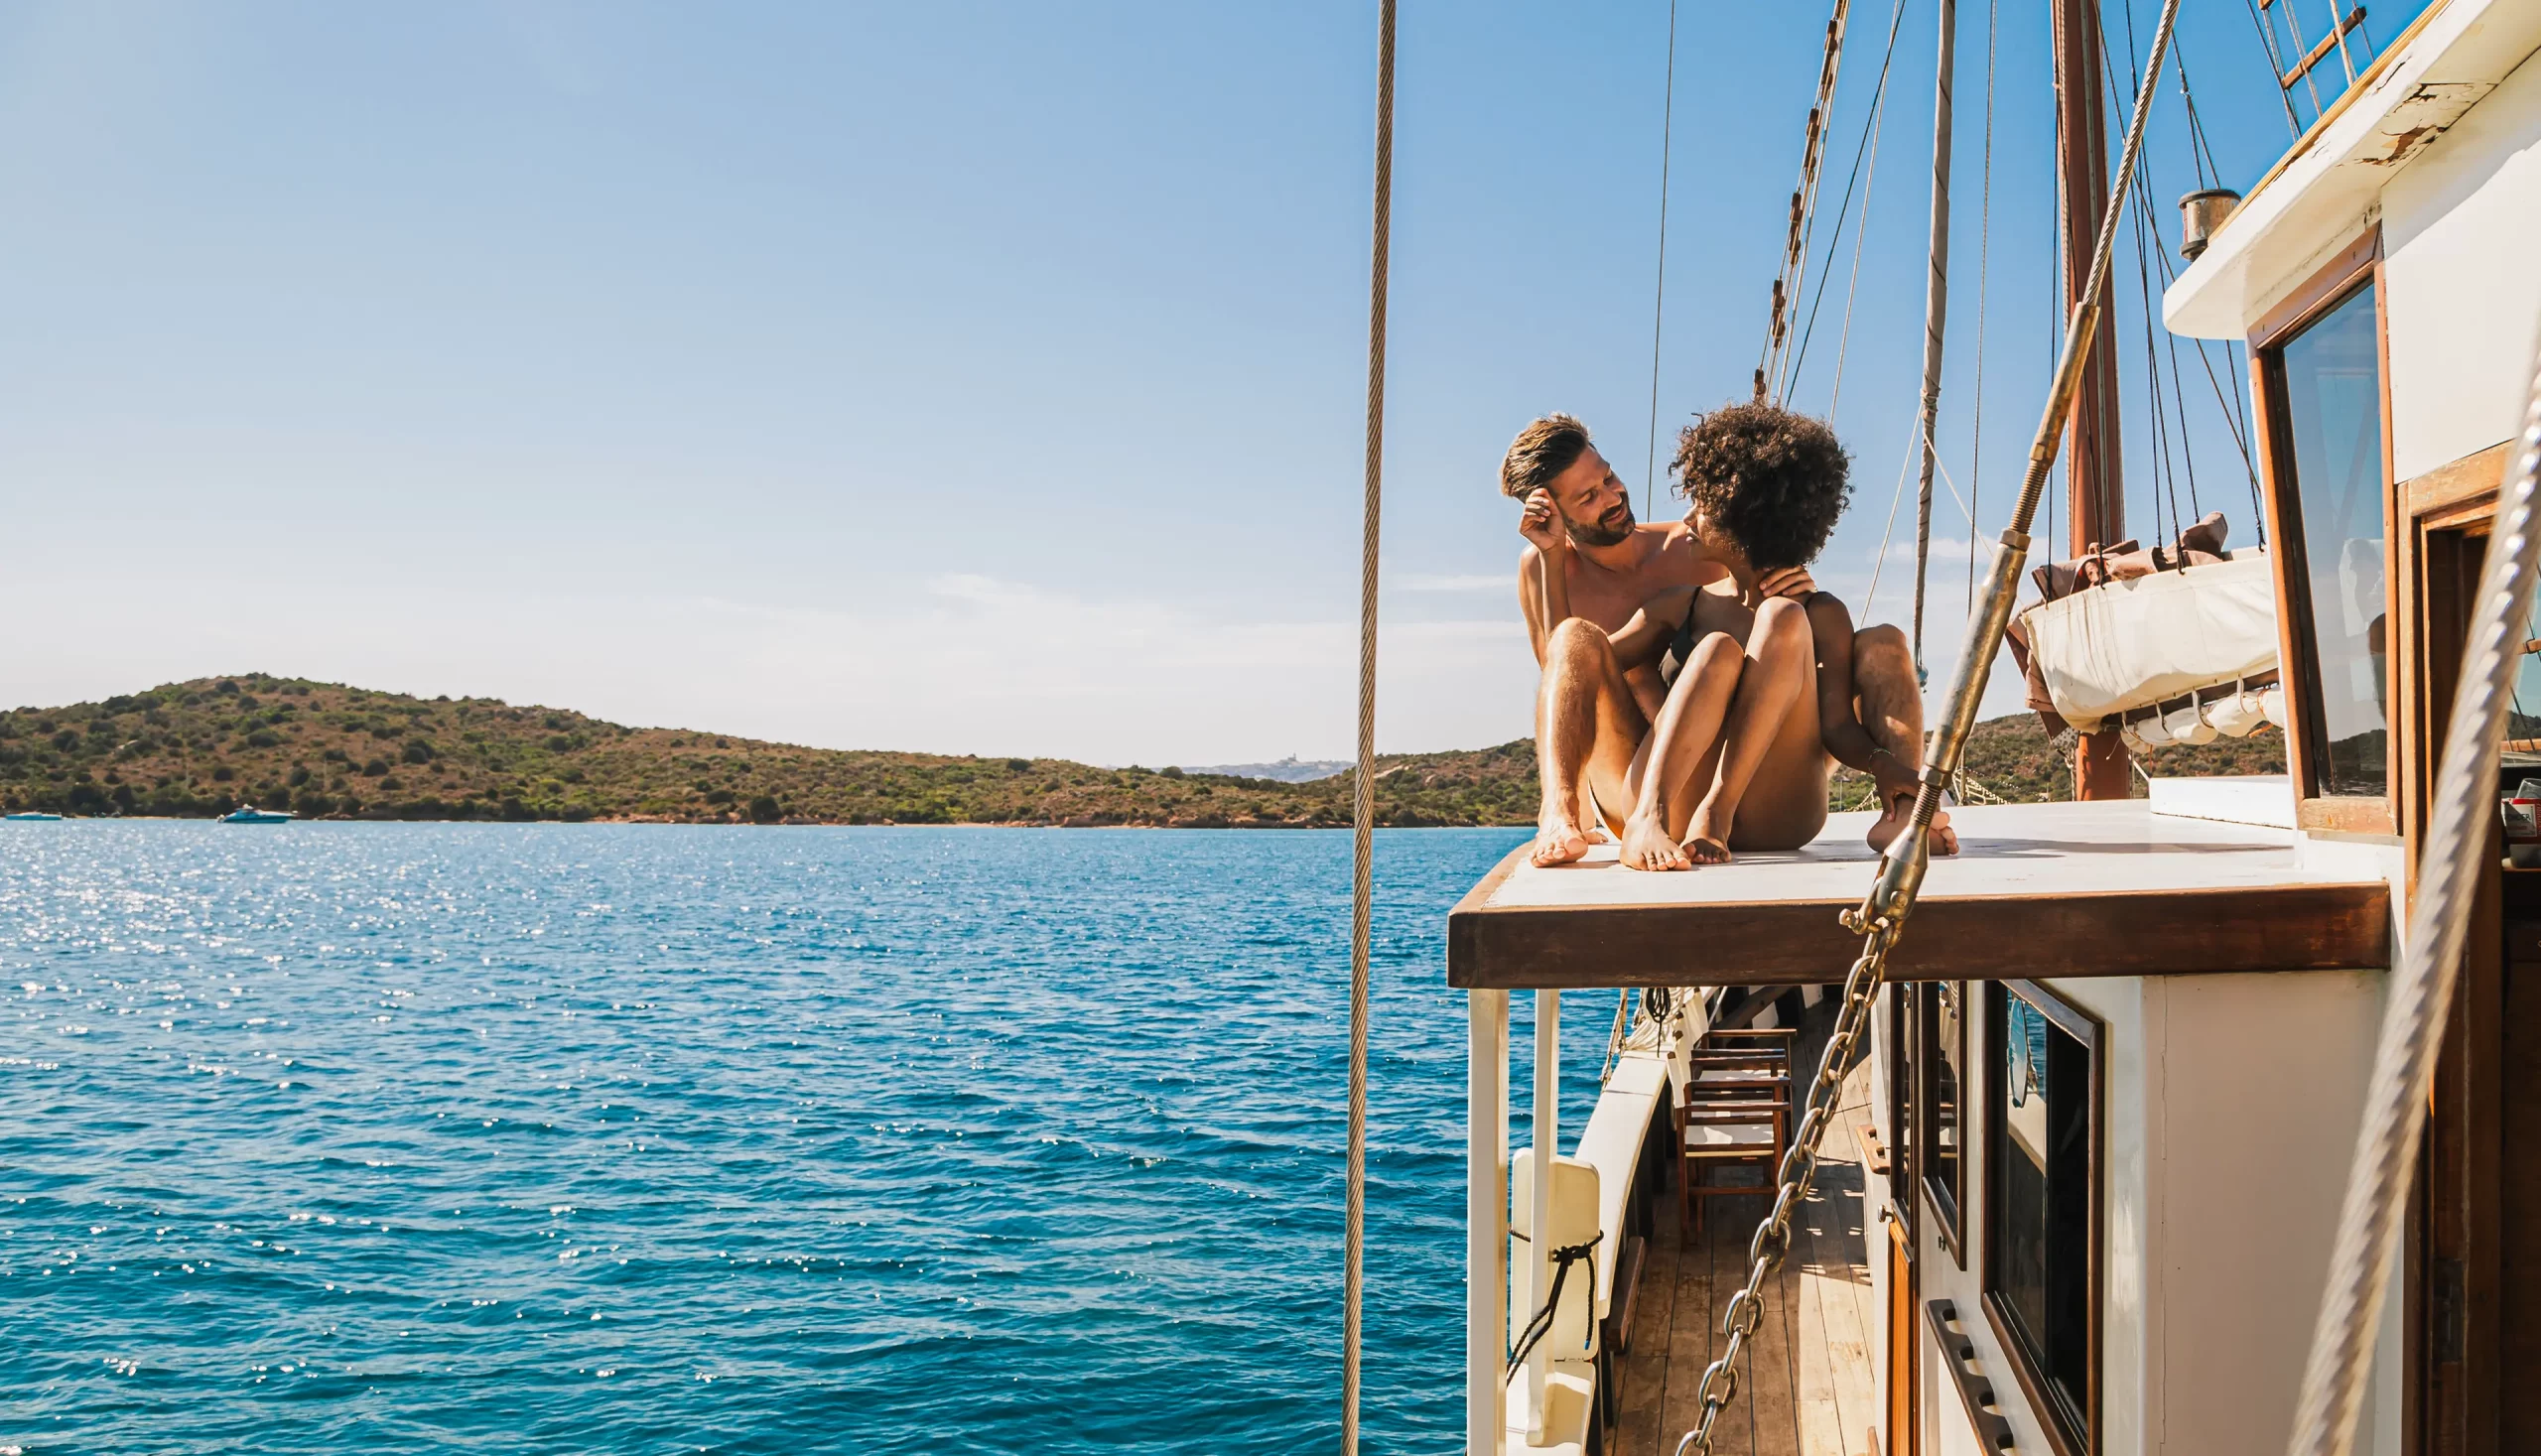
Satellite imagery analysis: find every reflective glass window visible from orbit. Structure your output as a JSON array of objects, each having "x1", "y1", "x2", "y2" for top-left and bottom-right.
[{"x1": 2277, "y1": 283, "x2": 2386, "y2": 797}]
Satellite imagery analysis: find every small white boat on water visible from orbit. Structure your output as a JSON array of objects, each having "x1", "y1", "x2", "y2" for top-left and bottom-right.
[
  {"x1": 217, "y1": 806, "x2": 295, "y2": 824},
  {"x1": 2, "y1": 811, "x2": 64, "y2": 821}
]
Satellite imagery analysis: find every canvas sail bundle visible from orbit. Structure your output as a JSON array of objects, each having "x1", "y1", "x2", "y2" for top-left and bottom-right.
[{"x1": 2006, "y1": 513, "x2": 2281, "y2": 736}]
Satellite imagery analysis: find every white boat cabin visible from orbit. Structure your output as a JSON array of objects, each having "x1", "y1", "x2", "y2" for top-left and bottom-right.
[{"x1": 1452, "y1": 1, "x2": 2541, "y2": 1450}]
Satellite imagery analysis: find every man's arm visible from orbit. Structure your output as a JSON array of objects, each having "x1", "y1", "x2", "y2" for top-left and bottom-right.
[
  {"x1": 1517, "y1": 489, "x2": 1575, "y2": 666},
  {"x1": 1805, "y1": 594, "x2": 1918, "y2": 803}
]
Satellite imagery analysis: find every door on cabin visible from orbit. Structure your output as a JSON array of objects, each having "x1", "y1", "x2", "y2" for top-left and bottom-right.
[
  {"x1": 1885, "y1": 1204, "x2": 1918, "y2": 1455},
  {"x1": 2411, "y1": 514, "x2": 2541, "y2": 1454}
]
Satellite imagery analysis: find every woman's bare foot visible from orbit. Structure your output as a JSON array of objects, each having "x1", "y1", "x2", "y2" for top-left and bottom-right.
[
  {"x1": 1682, "y1": 804, "x2": 1735, "y2": 864},
  {"x1": 1619, "y1": 813, "x2": 1691, "y2": 871},
  {"x1": 1867, "y1": 793, "x2": 1959, "y2": 856},
  {"x1": 1531, "y1": 810, "x2": 1591, "y2": 866}
]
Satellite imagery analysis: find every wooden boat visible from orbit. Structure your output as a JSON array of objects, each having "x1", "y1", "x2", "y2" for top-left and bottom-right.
[{"x1": 1438, "y1": 0, "x2": 2541, "y2": 1452}]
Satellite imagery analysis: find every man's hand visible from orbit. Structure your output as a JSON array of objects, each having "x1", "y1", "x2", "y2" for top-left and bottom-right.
[
  {"x1": 1757, "y1": 566, "x2": 1816, "y2": 599},
  {"x1": 1520, "y1": 489, "x2": 1569, "y2": 555}
]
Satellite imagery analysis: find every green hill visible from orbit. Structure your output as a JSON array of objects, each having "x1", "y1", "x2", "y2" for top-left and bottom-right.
[{"x1": 0, "y1": 674, "x2": 2281, "y2": 826}]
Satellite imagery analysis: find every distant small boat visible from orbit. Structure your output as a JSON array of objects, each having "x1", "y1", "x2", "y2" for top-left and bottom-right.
[
  {"x1": 218, "y1": 806, "x2": 295, "y2": 824},
  {"x1": 2, "y1": 811, "x2": 64, "y2": 822}
]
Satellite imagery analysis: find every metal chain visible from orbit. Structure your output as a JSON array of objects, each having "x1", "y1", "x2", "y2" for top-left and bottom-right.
[
  {"x1": 1673, "y1": 923, "x2": 1897, "y2": 1456},
  {"x1": 1672, "y1": 5, "x2": 2179, "y2": 1451}
]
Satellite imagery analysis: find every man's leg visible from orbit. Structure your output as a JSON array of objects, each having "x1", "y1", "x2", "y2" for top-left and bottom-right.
[
  {"x1": 1852, "y1": 624, "x2": 1957, "y2": 855},
  {"x1": 1681, "y1": 596, "x2": 1817, "y2": 862},
  {"x1": 1532, "y1": 617, "x2": 1650, "y2": 866}
]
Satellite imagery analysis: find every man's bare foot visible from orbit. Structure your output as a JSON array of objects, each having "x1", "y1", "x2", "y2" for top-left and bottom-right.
[
  {"x1": 1619, "y1": 813, "x2": 1691, "y2": 871},
  {"x1": 1532, "y1": 812, "x2": 1591, "y2": 866},
  {"x1": 1682, "y1": 805, "x2": 1734, "y2": 865},
  {"x1": 1867, "y1": 794, "x2": 1960, "y2": 856}
]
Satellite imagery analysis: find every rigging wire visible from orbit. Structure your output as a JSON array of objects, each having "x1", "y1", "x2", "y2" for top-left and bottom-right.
[
  {"x1": 1644, "y1": 0, "x2": 1683, "y2": 521},
  {"x1": 1907, "y1": 0, "x2": 1961, "y2": 665},
  {"x1": 1823, "y1": 71, "x2": 1895, "y2": 429},
  {"x1": 1781, "y1": 0, "x2": 1910, "y2": 406},
  {"x1": 1967, "y1": 0, "x2": 1998, "y2": 615},
  {"x1": 2239, "y1": 0, "x2": 2306, "y2": 137},
  {"x1": 1339, "y1": 3, "x2": 1395, "y2": 1449},
  {"x1": 1758, "y1": 0, "x2": 1857, "y2": 399}
]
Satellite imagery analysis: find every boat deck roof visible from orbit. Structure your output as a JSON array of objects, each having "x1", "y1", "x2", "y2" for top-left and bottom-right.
[{"x1": 1449, "y1": 799, "x2": 2389, "y2": 989}]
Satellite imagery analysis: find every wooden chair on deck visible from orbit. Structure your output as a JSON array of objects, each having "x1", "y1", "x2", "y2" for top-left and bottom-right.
[
  {"x1": 1674, "y1": 1094, "x2": 1790, "y2": 1235},
  {"x1": 1672, "y1": 1026, "x2": 1795, "y2": 1235}
]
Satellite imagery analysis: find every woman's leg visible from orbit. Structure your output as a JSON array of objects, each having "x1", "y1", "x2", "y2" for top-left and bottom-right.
[
  {"x1": 1617, "y1": 632, "x2": 1744, "y2": 870},
  {"x1": 1682, "y1": 596, "x2": 1818, "y2": 861}
]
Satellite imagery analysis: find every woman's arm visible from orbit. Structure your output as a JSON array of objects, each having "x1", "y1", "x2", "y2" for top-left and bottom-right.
[{"x1": 1805, "y1": 595, "x2": 1918, "y2": 802}]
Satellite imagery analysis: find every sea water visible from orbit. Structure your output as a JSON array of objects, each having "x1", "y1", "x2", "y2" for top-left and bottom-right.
[{"x1": 1, "y1": 823, "x2": 1617, "y2": 1454}]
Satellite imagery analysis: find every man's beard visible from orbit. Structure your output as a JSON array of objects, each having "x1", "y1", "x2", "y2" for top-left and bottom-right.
[{"x1": 1566, "y1": 503, "x2": 1635, "y2": 549}]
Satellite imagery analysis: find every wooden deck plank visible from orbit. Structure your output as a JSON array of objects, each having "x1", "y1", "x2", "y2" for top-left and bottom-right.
[
  {"x1": 1614, "y1": 1003, "x2": 1885, "y2": 1456},
  {"x1": 1794, "y1": 1203, "x2": 1847, "y2": 1454},
  {"x1": 1660, "y1": 1194, "x2": 1719, "y2": 1451},
  {"x1": 1447, "y1": 800, "x2": 2389, "y2": 989},
  {"x1": 1615, "y1": 1206, "x2": 1680, "y2": 1456}
]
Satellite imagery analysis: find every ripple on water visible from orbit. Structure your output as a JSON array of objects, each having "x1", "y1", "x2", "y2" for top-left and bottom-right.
[{"x1": 0, "y1": 822, "x2": 1629, "y2": 1453}]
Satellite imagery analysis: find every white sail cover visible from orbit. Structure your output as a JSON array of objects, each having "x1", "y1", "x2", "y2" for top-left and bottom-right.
[{"x1": 2019, "y1": 550, "x2": 2279, "y2": 732}]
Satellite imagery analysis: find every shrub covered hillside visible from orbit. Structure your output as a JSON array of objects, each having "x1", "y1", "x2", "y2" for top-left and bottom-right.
[
  {"x1": 0, "y1": 676, "x2": 1538, "y2": 826},
  {"x1": 0, "y1": 676, "x2": 2281, "y2": 825}
]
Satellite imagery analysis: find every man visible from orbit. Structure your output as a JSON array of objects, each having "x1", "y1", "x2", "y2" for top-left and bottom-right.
[{"x1": 1504, "y1": 408, "x2": 1950, "y2": 868}]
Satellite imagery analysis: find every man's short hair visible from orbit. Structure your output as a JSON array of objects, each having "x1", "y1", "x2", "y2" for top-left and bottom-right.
[
  {"x1": 1672, "y1": 403, "x2": 1851, "y2": 572},
  {"x1": 1501, "y1": 414, "x2": 1594, "y2": 500}
]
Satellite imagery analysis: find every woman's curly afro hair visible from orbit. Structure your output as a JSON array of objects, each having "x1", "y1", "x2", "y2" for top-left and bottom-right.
[{"x1": 1671, "y1": 402, "x2": 1852, "y2": 573}]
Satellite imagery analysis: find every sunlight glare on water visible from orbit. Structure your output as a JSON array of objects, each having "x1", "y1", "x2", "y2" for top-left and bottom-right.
[{"x1": 0, "y1": 822, "x2": 1619, "y2": 1454}]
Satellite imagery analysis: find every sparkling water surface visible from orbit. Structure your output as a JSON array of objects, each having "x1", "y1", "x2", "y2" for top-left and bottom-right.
[{"x1": 3, "y1": 823, "x2": 1616, "y2": 1454}]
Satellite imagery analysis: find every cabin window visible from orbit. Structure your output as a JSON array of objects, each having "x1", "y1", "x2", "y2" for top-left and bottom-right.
[
  {"x1": 2272, "y1": 281, "x2": 2387, "y2": 798},
  {"x1": 1984, "y1": 981, "x2": 2100, "y2": 1455},
  {"x1": 1919, "y1": 981, "x2": 1964, "y2": 1258}
]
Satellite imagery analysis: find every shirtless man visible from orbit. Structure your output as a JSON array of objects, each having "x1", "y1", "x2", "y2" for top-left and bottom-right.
[{"x1": 1505, "y1": 409, "x2": 1951, "y2": 867}]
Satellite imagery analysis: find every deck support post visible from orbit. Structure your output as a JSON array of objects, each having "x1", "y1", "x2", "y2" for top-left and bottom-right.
[
  {"x1": 1527, "y1": 989, "x2": 1559, "y2": 1442},
  {"x1": 1468, "y1": 989, "x2": 1509, "y2": 1456}
]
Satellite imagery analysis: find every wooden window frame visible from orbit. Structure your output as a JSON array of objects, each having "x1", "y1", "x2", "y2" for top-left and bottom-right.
[
  {"x1": 1888, "y1": 981, "x2": 1917, "y2": 1239},
  {"x1": 1918, "y1": 979, "x2": 1966, "y2": 1266},
  {"x1": 2250, "y1": 224, "x2": 2397, "y2": 835},
  {"x1": 1980, "y1": 979, "x2": 2104, "y2": 1456}
]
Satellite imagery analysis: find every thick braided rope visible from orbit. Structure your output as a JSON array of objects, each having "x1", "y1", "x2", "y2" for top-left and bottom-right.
[
  {"x1": 1340, "y1": 3, "x2": 1395, "y2": 1451},
  {"x1": 2288, "y1": 324, "x2": 2541, "y2": 1456}
]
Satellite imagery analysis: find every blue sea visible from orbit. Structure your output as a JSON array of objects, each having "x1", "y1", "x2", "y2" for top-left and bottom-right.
[{"x1": 1, "y1": 823, "x2": 1620, "y2": 1454}]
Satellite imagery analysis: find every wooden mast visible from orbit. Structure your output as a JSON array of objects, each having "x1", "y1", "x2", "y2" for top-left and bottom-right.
[{"x1": 2052, "y1": 0, "x2": 2132, "y2": 799}]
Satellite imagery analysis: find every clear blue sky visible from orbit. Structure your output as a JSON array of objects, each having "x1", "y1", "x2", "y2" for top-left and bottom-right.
[{"x1": 0, "y1": 0, "x2": 2397, "y2": 763}]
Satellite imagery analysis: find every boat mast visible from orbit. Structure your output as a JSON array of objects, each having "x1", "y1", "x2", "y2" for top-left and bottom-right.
[
  {"x1": 2051, "y1": 0, "x2": 2132, "y2": 799},
  {"x1": 1910, "y1": 0, "x2": 1958, "y2": 668}
]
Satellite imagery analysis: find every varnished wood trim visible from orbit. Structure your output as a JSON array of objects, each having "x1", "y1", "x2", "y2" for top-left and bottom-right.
[
  {"x1": 1929, "y1": 1299, "x2": 2023, "y2": 1453},
  {"x1": 1982, "y1": 980, "x2": 2105, "y2": 1456},
  {"x1": 2251, "y1": 225, "x2": 2380, "y2": 350},
  {"x1": 2403, "y1": 442, "x2": 2513, "y2": 521},
  {"x1": 1446, "y1": 879, "x2": 2391, "y2": 989},
  {"x1": 2299, "y1": 796, "x2": 2397, "y2": 836}
]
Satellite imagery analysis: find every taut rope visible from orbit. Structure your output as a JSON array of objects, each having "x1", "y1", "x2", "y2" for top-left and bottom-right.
[
  {"x1": 1340, "y1": 2, "x2": 1395, "y2": 1451},
  {"x1": 1642, "y1": 0, "x2": 1681, "y2": 521},
  {"x1": 1672, "y1": 0, "x2": 2184, "y2": 1448},
  {"x1": 2287, "y1": 326, "x2": 2541, "y2": 1456}
]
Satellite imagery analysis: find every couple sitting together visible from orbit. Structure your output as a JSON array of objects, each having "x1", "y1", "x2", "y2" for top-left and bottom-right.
[{"x1": 1504, "y1": 402, "x2": 1956, "y2": 871}]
